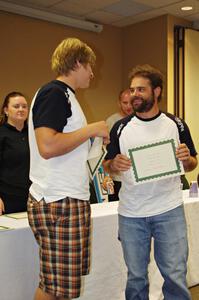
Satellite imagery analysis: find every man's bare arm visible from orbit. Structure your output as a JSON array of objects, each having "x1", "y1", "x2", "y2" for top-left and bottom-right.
[{"x1": 35, "y1": 121, "x2": 109, "y2": 159}]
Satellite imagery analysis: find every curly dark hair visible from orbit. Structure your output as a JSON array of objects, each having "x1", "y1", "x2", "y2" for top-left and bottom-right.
[{"x1": 129, "y1": 64, "x2": 163, "y2": 102}]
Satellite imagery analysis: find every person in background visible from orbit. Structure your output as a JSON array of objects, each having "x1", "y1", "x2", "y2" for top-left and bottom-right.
[
  {"x1": 106, "y1": 88, "x2": 133, "y2": 131},
  {"x1": 0, "y1": 91, "x2": 30, "y2": 214},
  {"x1": 105, "y1": 88, "x2": 133, "y2": 201},
  {"x1": 28, "y1": 37, "x2": 109, "y2": 300},
  {"x1": 103, "y1": 64, "x2": 197, "y2": 300}
]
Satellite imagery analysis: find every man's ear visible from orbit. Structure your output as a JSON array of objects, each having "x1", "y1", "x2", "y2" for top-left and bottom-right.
[
  {"x1": 4, "y1": 107, "x2": 8, "y2": 115},
  {"x1": 154, "y1": 86, "x2": 161, "y2": 100},
  {"x1": 75, "y1": 60, "x2": 81, "y2": 69}
]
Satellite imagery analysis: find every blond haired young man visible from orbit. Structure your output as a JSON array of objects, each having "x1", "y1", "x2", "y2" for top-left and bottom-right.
[{"x1": 28, "y1": 38, "x2": 109, "y2": 300}]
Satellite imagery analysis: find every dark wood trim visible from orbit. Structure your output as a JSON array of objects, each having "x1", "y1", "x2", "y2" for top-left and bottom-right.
[{"x1": 174, "y1": 26, "x2": 185, "y2": 119}]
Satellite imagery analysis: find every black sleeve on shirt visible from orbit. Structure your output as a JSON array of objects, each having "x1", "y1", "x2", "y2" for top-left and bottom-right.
[
  {"x1": 33, "y1": 85, "x2": 72, "y2": 132},
  {"x1": 105, "y1": 126, "x2": 120, "y2": 160},
  {"x1": 178, "y1": 120, "x2": 197, "y2": 157},
  {"x1": 166, "y1": 113, "x2": 197, "y2": 157},
  {"x1": 105, "y1": 121, "x2": 124, "y2": 160},
  {"x1": 105, "y1": 115, "x2": 133, "y2": 160}
]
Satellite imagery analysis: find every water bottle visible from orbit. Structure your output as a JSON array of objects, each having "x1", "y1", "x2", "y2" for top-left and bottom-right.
[{"x1": 189, "y1": 181, "x2": 198, "y2": 198}]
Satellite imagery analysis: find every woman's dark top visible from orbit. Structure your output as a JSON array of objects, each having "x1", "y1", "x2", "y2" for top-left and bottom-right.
[{"x1": 0, "y1": 123, "x2": 30, "y2": 207}]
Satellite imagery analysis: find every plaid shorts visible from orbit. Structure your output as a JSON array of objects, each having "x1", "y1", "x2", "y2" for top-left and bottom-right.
[{"x1": 27, "y1": 195, "x2": 91, "y2": 298}]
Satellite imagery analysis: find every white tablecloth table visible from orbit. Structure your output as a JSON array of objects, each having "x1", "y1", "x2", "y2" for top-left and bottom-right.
[
  {"x1": 0, "y1": 191, "x2": 198, "y2": 300},
  {"x1": 0, "y1": 202, "x2": 126, "y2": 300},
  {"x1": 0, "y1": 218, "x2": 39, "y2": 300}
]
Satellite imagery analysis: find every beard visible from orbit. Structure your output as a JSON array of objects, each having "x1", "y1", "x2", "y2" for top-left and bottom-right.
[{"x1": 132, "y1": 93, "x2": 155, "y2": 113}]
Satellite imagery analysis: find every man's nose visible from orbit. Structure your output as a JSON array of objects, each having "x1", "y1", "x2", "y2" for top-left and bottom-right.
[{"x1": 133, "y1": 89, "x2": 140, "y2": 96}]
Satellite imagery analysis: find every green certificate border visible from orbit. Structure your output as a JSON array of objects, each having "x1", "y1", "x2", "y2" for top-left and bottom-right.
[
  {"x1": 87, "y1": 146, "x2": 106, "y2": 178},
  {"x1": 128, "y1": 139, "x2": 182, "y2": 183}
]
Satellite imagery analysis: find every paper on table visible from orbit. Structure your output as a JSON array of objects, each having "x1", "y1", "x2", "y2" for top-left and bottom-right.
[
  {"x1": 87, "y1": 137, "x2": 107, "y2": 179},
  {"x1": 128, "y1": 139, "x2": 184, "y2": 185},
  {"x1": 5, "y1": 212, "x2": 28, "y2": 219},
  {"x1": 0, "y1": 225, "x2": 12, "y2": 231}
]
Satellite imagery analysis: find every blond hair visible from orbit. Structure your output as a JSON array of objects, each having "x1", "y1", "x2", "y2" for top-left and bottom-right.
[{"x1": 51, "y1": 37, "x2": 96, "y2": 76}]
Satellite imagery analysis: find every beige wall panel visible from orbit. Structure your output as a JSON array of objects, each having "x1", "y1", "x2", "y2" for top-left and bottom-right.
[
  {"x1": 123, "y1": 15, "x2": 168, "y2": 112},
  {"x1": 184, "y1": 29, "x2": 199, "y2": 182},
  {"x1": 167, "y1": 15, "x2": 191, "y2": 114},
  {"x1": 0, "y1": 11, "x2": 123, "y2": 122}
]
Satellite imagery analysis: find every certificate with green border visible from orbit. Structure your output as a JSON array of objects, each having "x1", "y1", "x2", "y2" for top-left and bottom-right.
[
  {"x1": 128, "y1": 139, "x2": 184, "y2": 185},
  {"x1": 87, "y1": 146, "x2": 106, "y2": 179},
  {"x1": 87, "y1": 137, "x2": 107, "y2": 179}
]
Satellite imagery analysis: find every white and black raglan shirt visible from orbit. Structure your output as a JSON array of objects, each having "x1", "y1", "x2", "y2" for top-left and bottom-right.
[
  {"x1": 105, "y1": 111, "x2": 197, "y2": 217},
  {"x1": 29, "y1": 80, "x2": 90, "y2": 203}
]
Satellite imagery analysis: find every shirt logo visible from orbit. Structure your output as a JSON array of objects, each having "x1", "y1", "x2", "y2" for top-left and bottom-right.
[
  {"x1": 64, "y1": 91, "x2": 71, "y2": 104},
  {"x1": 117, "y1": 123, "x2": 124, "y2": 136},
  {"x1": 174, "y1": 117, "x2": 184, "y2": 132}
]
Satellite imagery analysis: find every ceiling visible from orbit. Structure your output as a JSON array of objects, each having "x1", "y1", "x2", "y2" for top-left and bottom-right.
[{"x1": 1, "y1": 0, "x2": 199, "y2": 28}]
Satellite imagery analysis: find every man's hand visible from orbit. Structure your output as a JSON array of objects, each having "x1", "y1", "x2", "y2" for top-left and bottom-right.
[
  {"x1": 176, "y1": 143, "x2": 190, "y2": 162},
  {"x1": 89, "y1": 121, "x2": 110, "y2": 145},
  {"x1": 110, "y1": 154, "x2": 132, "y2": 173},
  {"x1": 176, "y1": 143, "x2": 198, "y2": 172}
]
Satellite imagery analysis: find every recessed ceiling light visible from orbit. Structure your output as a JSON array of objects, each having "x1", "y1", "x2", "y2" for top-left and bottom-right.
[{"x1": 181, "y1": 6, "x2": 193, "y2": 11}]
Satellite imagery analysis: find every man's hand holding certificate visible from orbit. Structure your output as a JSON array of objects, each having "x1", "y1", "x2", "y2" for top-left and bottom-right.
[{"x1": 128, "y1": 139, "x2": 184, "y2": 185}]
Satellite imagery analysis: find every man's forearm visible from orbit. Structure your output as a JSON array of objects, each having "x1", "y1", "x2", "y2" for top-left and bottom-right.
[{"x1": 183, "y1": 156, "x2": 198, "y2": 172}]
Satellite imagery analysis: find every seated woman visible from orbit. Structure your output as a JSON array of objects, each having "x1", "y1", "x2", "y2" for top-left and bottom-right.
[{"x1": 0, "y1": 91, "x2": 30, "y2": 214}]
